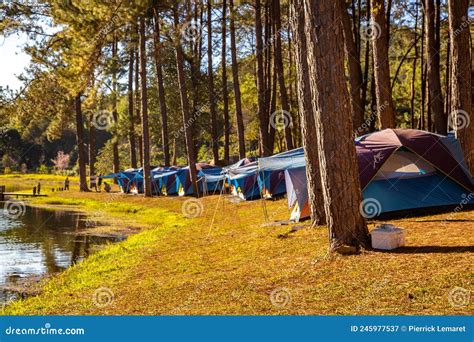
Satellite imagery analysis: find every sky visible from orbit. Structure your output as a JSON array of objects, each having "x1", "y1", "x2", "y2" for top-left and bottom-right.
[{"x1": 0, "y1": 33, "x2": 31, "y2": 91}]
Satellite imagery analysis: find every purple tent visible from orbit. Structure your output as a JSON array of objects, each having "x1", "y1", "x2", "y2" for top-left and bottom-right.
[{"x1": 287, "y1": 129, "x2": 474, "y2": 222}]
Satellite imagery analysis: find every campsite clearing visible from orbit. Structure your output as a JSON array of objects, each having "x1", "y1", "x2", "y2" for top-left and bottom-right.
[{"x1": 1, "y1": 174, "x2": 472, "y2": 315}]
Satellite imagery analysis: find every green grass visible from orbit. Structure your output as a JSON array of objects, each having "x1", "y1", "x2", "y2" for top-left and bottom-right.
[
  {"x1": 0, "y1": 174, "x2": 79, "y2": 182},
  {"x1": 0, "y1": 175, "x2": 472, "y2": 315}
]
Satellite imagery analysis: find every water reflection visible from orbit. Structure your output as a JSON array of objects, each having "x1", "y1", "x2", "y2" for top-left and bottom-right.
[{"x1": 0, "y1": 204, "x2": 119, "y2": 303}]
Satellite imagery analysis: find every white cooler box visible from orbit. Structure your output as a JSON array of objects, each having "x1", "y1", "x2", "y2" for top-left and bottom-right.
[{"x1": 371, "y1": 224, "x2": 406, "y2": 250}]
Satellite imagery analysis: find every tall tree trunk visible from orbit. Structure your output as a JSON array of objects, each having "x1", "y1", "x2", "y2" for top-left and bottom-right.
[
  {"x1": 444, "y1": 33, "x2": 451, "y2": 121},
  {"x1": 255, "y1": 0, "x2": 270, "y2": 156},
  {"x1": 222, "y1": 0, "x2": 230, "y2": 164},
  {"x1": 340, "y1": 1, "x2": 365, "y2": 133},
  {"x1": 269, "y1": 65, "x2": 278, "y2": 151},
  {"x1": 264, "y1": 2, "x2": 272, "y2": 129},
  {"x1": 448, "y1": 0, "x2": 473, "y2": 174},
  {"x1": 152, "y1": 9, "x2": 170, "y2": 166},
  {"x1": 424, "y1": 0, "x2": 446, "y2": 134},
  {"x1": 386, "y1": 0, "x2": 392, "y2": 43},
  {"x1": 128, "y1": 43, "x2": 138, "y2": 169},
  {"x1": 427, "y1": 87, "x2": 432, "y2": 131},
  {"x1": 266, "y1": 5, "x2": 276, "y2": 152},
  {"x1": 360, "y1": 0, "x2": 371, "y2": 121},
  {"x1": 229, "y1": 0, "x2": 246, "y2": 159},
  {"x1": 139, "y1": 17, "x2": 152, "y2": 197},
  {"x1": 290, "y1": 0, "x2": 326, "y2": 225},
  {"x1": 207, "y1": 0, "x2": 219, "y2": 164},
  {"x1": 410, "y1": 3, "x2": 419, "y2": 129},
  {"x1": 369, "y1": 69, "x2": 377, "y2": 132},
  {"x1": 273, "y1": 0, "x2": 294, "y2": 151},
  {"x1": 351, "y1": 0, "x2": 359, "y2": 54},
  {"x1": 370, "y1": 0, "x2": 395, "y2": 129},
  {"x1": 135, "y1": 23, "x2": 143, "y2": 167},
  {"x1": 75, "y1": 95, "x2": 89, "y2": 192},
  {"x1": 88, "y1": 113, "x2": 96, "y2": 178},
  {"x1": 111, "y1": 36, "x2": 120, "y2": 173},
  {"x1": 420, "y1": 63, "x2": 427, "y2": 129},
  {"x1": 172, "y1": 138, "x2": 177, "y2": 166},
  {"x1": 174, "y1": 9, "x2": 199, "y2": 196},
  {"x1": 305, "y1": 0, "x2": 369, "y2": 252},
  {"x1": 288, "y1": 19, "x2": 301, "y2": 148}
]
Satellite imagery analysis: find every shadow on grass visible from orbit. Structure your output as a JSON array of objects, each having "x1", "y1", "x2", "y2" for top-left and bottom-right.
[
  {"x1": 400, "y1": 219, "x2": 474, "y2": 223},
  {"x1": 378, "y1": 246, "x2": 474, "y2": 254}
]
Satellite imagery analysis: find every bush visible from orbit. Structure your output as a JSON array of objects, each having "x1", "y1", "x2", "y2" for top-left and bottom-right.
[{"x1": 38, "y1": 165, "x2": 51, "y2": 174}]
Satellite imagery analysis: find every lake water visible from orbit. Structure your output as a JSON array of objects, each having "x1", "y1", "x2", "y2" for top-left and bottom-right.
[{"x1": 0, "y1": 203, "x2": 119, "y2": 304}]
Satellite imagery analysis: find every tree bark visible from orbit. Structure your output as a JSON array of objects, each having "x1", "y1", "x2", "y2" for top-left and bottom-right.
[
  {"x1": 340, "y1": 1, "x2": 365, "y2": 133},
  {"x1": 264, "y1": 3, "x2": 274, "y2": 153},
  {"x1": 135, "y1": 22, "x2": 143, "y2": 167},
  {"x1": 360, "y1": 0, "x2": 371, "y2": 122},
  {"x1": 174, "y1": 8, "x2": 199, "y2": 196},
  {"x1": 386, "y1": 0, "x2": 392, "y2": 43},
  {"x1": 444, "y1": 33, "x2": 451, "y2": 121},
  {"x1": 370, "y1": 0, "x2": 395, "y2": 129},
  {"x1": 207, "y1": 0, "x2": 220, "y2": 164},
  {"x1": 269, "y1": 64, "x2": 277, "y2": 151},
  {"x1": 128, "y1": 42, "x2": 138, "y2": 169},
  {"x1": 264, "y1": 3, "x2": 272, "y2": 132},
  {"x1": 222, "y1": 0, "x2": 230, "y2": 164},
  {"x1": 75, "y1": 95, "x2": 89, "y2": 192},
  {"x1": 229, "y1": 0, "x2": 246, "y2": 159},
  {"x1": 111, "y1": 36, "x2": 120, "y2": 173},
  {"x1": 255, "y1": 0, "x2": 271, "y2": 156},
  {"x1": 139, "y1": 17, "x2": 152, "y2": 197},
  {"x1": 305, "y1": 0, "x2": 369, "y2": 252},
  {"x1": 290, "y1": 0, "x2": 326, "y2": 225},
  {"x1": 152, "y1": 9, "x2": 170, "y2": 166},
  {"x1": 171, "y1": 138, "x2": 177, "y2": 166},
  {"x1": 273, "y1": 0, "x2": 294, "y2": 151},
  {"x1": 448, "y1": 0, "x2": 473, "y2": 174},
  {"x1": 369, "y1": 69, "x2": 377, "y2": 132},
  {"x1": 419, "y1": 13, "x2": 426, "y2": 130},
  {"x1": 88, "y1": 112, "x2": 96, "y2": 178},
  {"x1": 410, "y1": 4, "x2": 419, "y2": 129},
  {"x1": 424, "y1": 0, "x2": 446, "y2": 134}
]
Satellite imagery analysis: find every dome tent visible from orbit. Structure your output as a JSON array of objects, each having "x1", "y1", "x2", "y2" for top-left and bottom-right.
[{"x1": 287, "y1": 129, "x2": 474, "y2": 222}]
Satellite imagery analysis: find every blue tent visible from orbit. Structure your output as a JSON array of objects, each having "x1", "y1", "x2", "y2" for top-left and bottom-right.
[
  {"x1": 198, "y1": 167, "x2": 225, "y2": 195},
  {"x1": 176, "y1": 164, "x2": 223, "y2": 196},
  {"x1": 153, "y1": 168, "x2": 180, "y2": 196},
  {"x1": 257, "y1": 148, "x2": 306, "y2": 199},
  {"x1": 286, "y1": 129, "x2": 474, "y2": 221},
  {"x1": 226, "y1": 162, "x2": 261, "y2": 200},
  {"x1": 100, "y1": 170, "x2": 144, "y2": 194}
]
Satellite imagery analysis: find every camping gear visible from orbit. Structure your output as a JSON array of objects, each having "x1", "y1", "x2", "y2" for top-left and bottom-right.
[
  {"x1": 100, "y1": 170, "x2": 143, "y2": 194},
  {"x1": 285, "y1": 166, "x2": 310, "y2": 222},
  {"x1": 286, "y1": 129, "x2": 474, "y2": 221},
  {"x1": 257, "y1": 148, "x2": 305, "y2": 199},
  {"x1": 227, "y1": 161, "x2": 260, "y2": 200},
  {"x1": 153, "y1": 167, "x2": 180, "y2": 196},
  {"x1": 225, "y1": 150, "x2": 305, "y2": 201},
  {"x1": 371, "y1": 224, "x2": 406, "y2": 250},
  {"x1": 198, "y1": 167, "x2": 226, "y2": 195},
  {"x1": 176, "y1": 163, "x2": 220, "y2": 196}
]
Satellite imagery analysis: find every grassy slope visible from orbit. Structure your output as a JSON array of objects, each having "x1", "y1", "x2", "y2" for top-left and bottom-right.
[{"x1": 0, "y1": 175, "x2": 472, "y2": 315}]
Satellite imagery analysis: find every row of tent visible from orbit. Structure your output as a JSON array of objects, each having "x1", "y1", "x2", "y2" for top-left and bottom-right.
[
  {"x1": 102, "y1": 129, "x2": 474, "y2": 221},
  {"x1": 101, "y1": 158, "x2": 258, "y2": 197}
]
